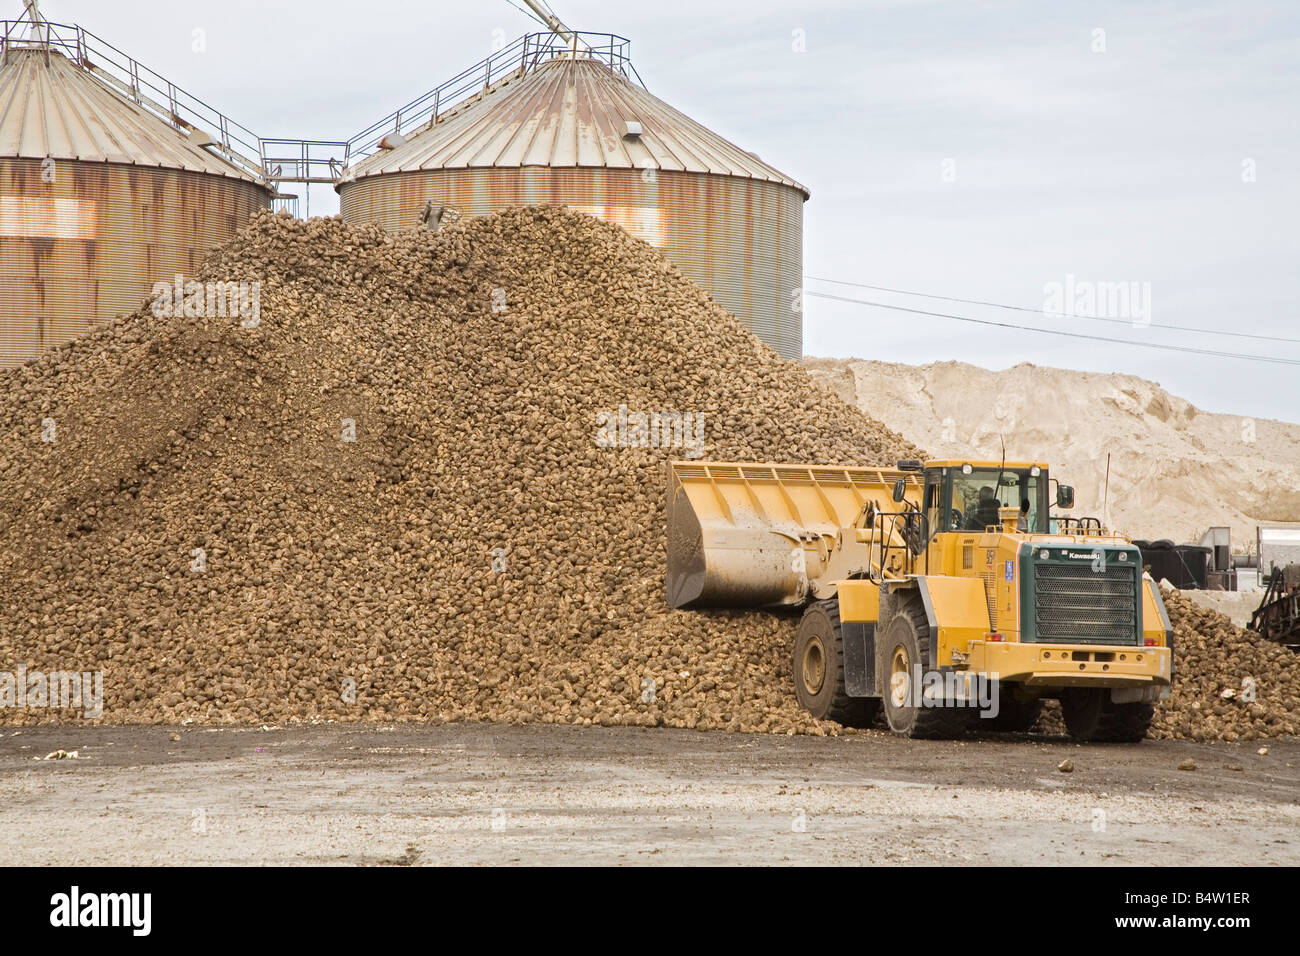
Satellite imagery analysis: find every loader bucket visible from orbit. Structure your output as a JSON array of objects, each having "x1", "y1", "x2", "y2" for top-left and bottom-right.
[{"x1": 666, "y1": 461, "x2": 921, "y2": 609}]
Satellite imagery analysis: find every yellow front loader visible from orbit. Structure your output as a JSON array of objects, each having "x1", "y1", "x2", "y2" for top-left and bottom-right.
[{"x1": 667, "y1": 459, "x2": 1174, "y2": 741}]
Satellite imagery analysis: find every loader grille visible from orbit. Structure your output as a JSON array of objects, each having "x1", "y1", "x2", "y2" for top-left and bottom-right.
[{"x1": 1031, "y1": 561, "x2": 1139, "y2": 645}]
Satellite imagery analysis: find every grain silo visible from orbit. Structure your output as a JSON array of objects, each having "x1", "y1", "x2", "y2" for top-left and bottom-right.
[
  {"x1": 337, "y1": 31, "x2": 808, "y2": 359},
  {"x1": 0, "y1": 11, "x2": 271, "y2": 367}
]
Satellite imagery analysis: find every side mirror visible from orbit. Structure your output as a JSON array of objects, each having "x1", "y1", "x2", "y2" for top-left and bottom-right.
[
  {"x1": 1056, "y1": 485, "x2": 1075, "y2": 509},
  {"x1": 892, "y1": 478, "x2": 907, "y2": 503}
]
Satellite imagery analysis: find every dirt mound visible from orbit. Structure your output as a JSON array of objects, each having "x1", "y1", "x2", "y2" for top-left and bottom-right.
[
  {"x1": 0, "y1": 207, "x2": 918, "y2": 732},
  {"x1": 806, "y1": 358, "x2": 1300, "y2": 545}
]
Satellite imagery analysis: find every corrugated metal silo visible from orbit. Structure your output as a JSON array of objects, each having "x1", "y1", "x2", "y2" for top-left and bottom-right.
[
  {"x1": 0, "y1": 35, "x2": 271, "y2": 367},
  {"x1": 338, "y1": 44, "x2": 808, "y2": 359}
]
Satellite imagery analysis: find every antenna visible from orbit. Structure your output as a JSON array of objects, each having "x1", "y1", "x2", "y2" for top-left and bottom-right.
[
  {"x1": 997, "y1": 433, "x2": 1007, "y2": 499},
  {"x1": 1103, "y1": 452, "x2": 1111, "y2": 531}
]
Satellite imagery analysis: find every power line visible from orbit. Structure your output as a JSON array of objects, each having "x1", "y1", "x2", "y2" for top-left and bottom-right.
[
  {"x1": 502, "y1": 0, "x2": 549, "y2": 29},
  {"x1": 804, "y1": 291, "x2": 1300, "y2": 367},
  {"x1": 804, "y1": 276, "x2": 1300, "y2": 346}
]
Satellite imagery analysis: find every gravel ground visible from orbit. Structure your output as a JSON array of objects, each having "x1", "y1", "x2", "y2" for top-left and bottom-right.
[{"x1": 2, "y1": 724, "x2": 1297, "y2": 866}]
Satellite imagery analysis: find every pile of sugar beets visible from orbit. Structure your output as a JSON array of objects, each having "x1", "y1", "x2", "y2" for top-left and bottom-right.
[{"x1": 0, "y1": 208, "x2": 1293, "y2": 741}]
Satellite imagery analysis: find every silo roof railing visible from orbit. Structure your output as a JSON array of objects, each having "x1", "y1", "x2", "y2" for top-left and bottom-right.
[
  {"x1": 1, "y1": 15, "x2": 267, "y2": 182},
  {"x1": 260, "y1": 32, "x2": 642, "y2": 186},
  {"x1": 343, "y1": 31, "x2": 642, "y2": 166}
]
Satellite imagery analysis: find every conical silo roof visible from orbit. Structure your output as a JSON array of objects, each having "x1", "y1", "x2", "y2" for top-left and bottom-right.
[
  {"x1": 345, "y1": 55, "x2": 808, "y2": 196},
  {"x1": 0, "y1": 47, "x2": 261, "y2": 182}
]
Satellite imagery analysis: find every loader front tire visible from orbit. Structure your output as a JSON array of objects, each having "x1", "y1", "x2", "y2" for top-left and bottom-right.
[
  {"x1": 1060, "y1": 688, "x2": 1153, "y2": 743},
  {"x1": 792, "y1": 600, "x2": 878, "y2": 727},
  {"x1": 982, "y1": 690, "x2": 1043, "y2": 733},
  {"x1": 879, "y1": 593, "x2": 971, "y2": 739}
]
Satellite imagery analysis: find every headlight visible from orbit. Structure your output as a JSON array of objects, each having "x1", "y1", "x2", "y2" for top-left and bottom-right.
[
  {"x1": 961, "y1": 463, "x2": 973, "y2": 475},
  {"x1": 1030, "y1": 466, "x2": 1041, "y2": 477}
]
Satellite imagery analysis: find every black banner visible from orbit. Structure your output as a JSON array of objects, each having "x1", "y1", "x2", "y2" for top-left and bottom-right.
[{"x1": 0, "y1": 867, "x2": 1273, "y2": 942}]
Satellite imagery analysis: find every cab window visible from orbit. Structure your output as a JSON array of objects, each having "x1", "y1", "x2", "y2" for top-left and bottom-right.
[{"x1": 950, "y1": 468, "x2": 1047, "y2": 533}]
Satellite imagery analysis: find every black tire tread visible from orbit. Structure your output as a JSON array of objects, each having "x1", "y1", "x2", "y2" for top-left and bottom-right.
[
  {"x1": 1061, "y1": 690, "x2": 1153, "y2": 743},
  {"x1": 1090, "y1": 701, "x2": 1154, "y2": 743},
  {"x1": 984, "y1": 695, "x2": 1043, "y2": 733},
  {"x1": 808, "y1": 598, "x2": 878, "y2": 727},
  {"x1": 889, "y1": 594, "x2": 970, "y2": 740}
]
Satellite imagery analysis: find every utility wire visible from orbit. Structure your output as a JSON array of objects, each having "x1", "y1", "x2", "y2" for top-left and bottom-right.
[
  {"x1": 804, "y1": 291, "x2": 1300, "y2": 367},
  {"x1": 502, "y1": 0, "x2": 549, "y2": 29},
  {"x1": 804, "y1": 275, "x2": 1300, "y2": 346}
]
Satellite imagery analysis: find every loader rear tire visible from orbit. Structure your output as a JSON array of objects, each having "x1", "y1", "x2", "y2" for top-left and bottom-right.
[
  {"x1": 792, "y1": 600, "x2": 879, "y2": 727},
  {"x1": 1060, "y1": 688, "x2": 1153, "y2": 743},
  {"x1": 879, "y1": 593, "x2": 971, "y2": 739}
]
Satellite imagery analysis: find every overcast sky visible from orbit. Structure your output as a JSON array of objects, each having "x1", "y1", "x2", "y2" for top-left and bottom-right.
[{"x1": 35, "y1": 0, "x2": 1300, "y2": 422}]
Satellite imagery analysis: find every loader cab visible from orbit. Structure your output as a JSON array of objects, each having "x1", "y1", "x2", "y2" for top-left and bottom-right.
[{"x1": 919, "y1": 461, "x2": 1052, "y2": 536}]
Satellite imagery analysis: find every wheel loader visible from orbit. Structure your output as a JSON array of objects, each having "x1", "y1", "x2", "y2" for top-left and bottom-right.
[{"x1": 666, "y1": 459, "x2": 1174, "y2": 741}]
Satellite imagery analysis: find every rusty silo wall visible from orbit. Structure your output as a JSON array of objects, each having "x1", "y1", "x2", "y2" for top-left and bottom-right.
[
  {"x1": 0, "y1": 158, "x2": 269, "y2": 367},
  {"x1": 338, "y1": 167, "x2": 804, "y2": 360}
]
